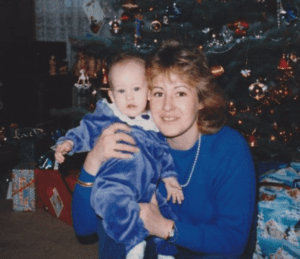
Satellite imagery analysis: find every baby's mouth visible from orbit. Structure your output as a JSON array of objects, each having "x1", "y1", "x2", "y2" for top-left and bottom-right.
[{"x1": 127, "y1": 104, "x2": 137, "y2": 109}]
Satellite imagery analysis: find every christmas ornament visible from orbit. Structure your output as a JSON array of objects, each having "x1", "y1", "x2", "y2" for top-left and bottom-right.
[
  {"x1": 134, "y1": 11, "x2": 143, "y2": 39},
  {"x1": 121, "y1": 11, "x2": 134, "y2": 22},
  {"x1": 241, "y1": 69, "x2": 251, "y2": 78},
  {"x1": 87, "y1": 56, "x2": 96, "y2": 79},
  {"x1": 83, "y1": 0, "x2": 105, "y2": 34},
  {"x1": 290, "y1": 52, "x2": 298, "y2": 63},
  {"x1": 74, "y1": 68, "x2": 91, "y2": 89},
  {"x1": 100, "y1": 59, "x2": 109, "y2": 90},
  {"x1": 248, "y1": 134, "x2": 258, "y2": 147},
  {"x1": 148, "y1": 6, "x2": 155, "y2": 12},
  {"x1": 228, "y1": 101, "x2": 237, "y2": 116},
  {"x1": 122, "y1": 0, "x2": 139, "y2": 13},
  {"x1": 169, "y1": 2, "x2": 182, "y2": 21},
  {"x1": 270, "y1": 135, "x2": 277, "y2": 142},
  {"x1": 162, "y1": 5, "x2": 170, "y2": 25},
  {"x1": 90, "y1": 17, "x2": 101, "y2": 34},
  {"x1": 74, "y1": 51, "x2": 87, "y2": 77},
  {"x1": 228, "y1": 20, "x2": 249, "y2": 36},
  {"x1": 49, "y1": 55, "x2": 56, "y2": 76},
  {"x1": 109, "y1": 16, "x2": 121, "y2": 35},
  {"x1": 281, "y1": 5, "x2": 298, "y2": 25},
  {"x1": 248, "y1": 80, "x2": 268, "y2": 100},
  {"x1": 278, "y1": 53, "x2": 292, "y2": 70},
  {"x1": 210, "y1": 65, "x2": 224, "y2": 77},
  {"x1": 150, "y1": 15, "x2": 162, "y2": 33}
]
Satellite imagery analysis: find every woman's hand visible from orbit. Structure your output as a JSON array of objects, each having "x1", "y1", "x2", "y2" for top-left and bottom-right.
[
  {"x1": 139, "y1": 194, "x2": 174, "y2": 240},
  {"x1": 83, "y1": 123, "x2": 139, "y2": 176}
]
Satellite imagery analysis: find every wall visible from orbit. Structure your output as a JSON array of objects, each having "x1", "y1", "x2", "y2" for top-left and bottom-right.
[{"x1": 0, "y1": 0, "x2": 35, "y2": 42}]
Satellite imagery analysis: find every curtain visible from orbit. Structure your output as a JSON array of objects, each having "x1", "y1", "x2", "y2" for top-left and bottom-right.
[{"x1": 35, "y1": 0, "x2": 89, "y2": 42}]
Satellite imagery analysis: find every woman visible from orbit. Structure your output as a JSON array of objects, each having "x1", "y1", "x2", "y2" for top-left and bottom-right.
[{"x1": 72, "y1": 40, "x2": 257, "y2": 259}]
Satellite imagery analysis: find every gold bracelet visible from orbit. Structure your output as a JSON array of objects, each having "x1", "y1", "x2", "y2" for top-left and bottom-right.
[{"x1": 77, "y1": 179, "x2": 94, "y2": 187}]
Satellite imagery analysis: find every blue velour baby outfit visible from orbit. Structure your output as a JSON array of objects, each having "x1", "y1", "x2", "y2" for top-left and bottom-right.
[{"x1": 57, "y1": 99, "x2": 178, "y2": 255}]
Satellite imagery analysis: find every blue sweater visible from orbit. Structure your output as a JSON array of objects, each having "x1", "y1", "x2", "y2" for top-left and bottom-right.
[{"x1": 72, "y1": 126, "x2": 257, "y2": 258}]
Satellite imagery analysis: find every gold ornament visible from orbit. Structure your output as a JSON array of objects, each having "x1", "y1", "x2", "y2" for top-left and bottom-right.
[
  {"x1": 122, "y1": 0, "x2": 139, "y2": 12},
  {"x1": 228, "y1": 101, "x2": 237, "y2": 116},
  {"x1": 248, "y1": 80, "x2": 268, "y2": 100},
  {"x1": 210, "y1": 65, "x2": 225, "y2": 77},
  {"x1": 150, "y1": 15, "x2": 162, "y2": 32}
]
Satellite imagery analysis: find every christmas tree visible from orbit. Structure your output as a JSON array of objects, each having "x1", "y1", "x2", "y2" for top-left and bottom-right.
[{"x1": 70, "y1": 0, "x2": 300, "y2": 163}]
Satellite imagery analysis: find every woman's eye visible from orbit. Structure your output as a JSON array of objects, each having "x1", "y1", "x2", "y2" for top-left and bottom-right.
[
  {"x1": 134, "y1": 87, "x2": 140, "y2": 92},
  {"x1": 153, "y1": 92, "x2": 163, "y2": 97},
  {"x1": 177, "y1": 92, "x2": 187, "y2": 97}
]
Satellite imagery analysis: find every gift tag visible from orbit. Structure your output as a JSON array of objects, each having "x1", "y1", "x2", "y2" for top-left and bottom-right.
[
  {"x1": 82, "y1": 0, "x2": 105, "y2": 24},
  {"x1": 6, "y1": 181, "x2": 12, "y2": 200},
  {"x1": 50, "y1": 188, "x2": 64, "y2": 218}
]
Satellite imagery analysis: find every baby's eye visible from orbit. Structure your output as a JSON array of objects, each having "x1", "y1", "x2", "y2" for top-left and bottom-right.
[
  {"x1": 134, "y1": 87, "x2": 140, "y2": 92},
  {"x1": 117, "y1": 89, "x2": 125, "y2": 93}
]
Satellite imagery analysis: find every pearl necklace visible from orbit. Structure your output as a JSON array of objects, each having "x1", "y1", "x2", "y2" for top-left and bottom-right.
[{"x1": 180, "y1": 134, "x2": 201, "y2": 188}]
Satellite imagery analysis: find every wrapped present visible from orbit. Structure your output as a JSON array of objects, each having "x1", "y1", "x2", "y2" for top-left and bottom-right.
[
  {"x1": 12, "y1": 163, "x2": 37, "y2": 211},
  {"x1": 64, "y1": 170, "x2": 80, "y2": 191},
  {"x1": 35, "y1": 169, "x2": 73, "y2": 225}
]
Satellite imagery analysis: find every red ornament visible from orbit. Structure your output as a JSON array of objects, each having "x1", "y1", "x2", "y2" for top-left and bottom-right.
[
  {"x1": 228, "y1": 19, "x2": 249, "y2": 36},
  {"x1": 278, "y1": 53, "x2": 292, "y2": 70},
  {"x1": 248, "y1": 135, "x2": 257, "y2": 147},
  {"x1": 121, "y1": 11, "x2": 134, "y2": 22}
]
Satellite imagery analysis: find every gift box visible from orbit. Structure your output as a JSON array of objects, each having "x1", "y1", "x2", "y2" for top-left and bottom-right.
[
  {"x1": 64, "y1": 170, "x2": 79, "y2": 191},
  {"x1": 35, "y1": 169, "x2": 76, "y2": 225},
  {"x1": 12, "y1": 163, "x2": 37, "y2": 211}
]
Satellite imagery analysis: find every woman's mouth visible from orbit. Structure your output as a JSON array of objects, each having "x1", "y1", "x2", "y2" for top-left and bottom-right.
[{"x1": 162, "y1": 117, "x2": 176, "y2": 122}]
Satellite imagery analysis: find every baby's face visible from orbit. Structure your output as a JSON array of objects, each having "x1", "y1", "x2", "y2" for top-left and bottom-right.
[{"x1": 109, "y1": 61, "x2": 148, "y2": 118}]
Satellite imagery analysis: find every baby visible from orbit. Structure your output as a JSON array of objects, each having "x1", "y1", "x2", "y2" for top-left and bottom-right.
[{"x1": 55, "y1": 53, "x2": 182, "y2": 259}]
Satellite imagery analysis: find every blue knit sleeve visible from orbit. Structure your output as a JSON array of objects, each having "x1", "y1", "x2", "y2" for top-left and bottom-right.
[{"x1": 72, "y1": 167, "x2": 98, "y2": 237}]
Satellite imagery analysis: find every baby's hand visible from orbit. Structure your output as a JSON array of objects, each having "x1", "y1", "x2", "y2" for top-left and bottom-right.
[
  {"x1": 162, "y1": 177, "x2": 184, "y2": 204},
  {"x1": 54, "y1": 141, "x2": 74, "y2": 164}
]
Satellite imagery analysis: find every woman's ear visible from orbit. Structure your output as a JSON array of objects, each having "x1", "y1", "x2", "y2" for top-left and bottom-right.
[{"x1": 108, "y1": 90, "x2": 115, "y2": 103}]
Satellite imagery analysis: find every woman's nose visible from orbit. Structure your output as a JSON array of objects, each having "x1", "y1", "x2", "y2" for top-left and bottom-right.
[{"x1": 163, "y1": 95, "x2": 173, "y2": 111}]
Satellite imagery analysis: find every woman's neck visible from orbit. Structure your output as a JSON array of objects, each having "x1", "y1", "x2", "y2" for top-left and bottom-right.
[{"x1": 167, "y1": 128, "x2": 200, "y2": 150}]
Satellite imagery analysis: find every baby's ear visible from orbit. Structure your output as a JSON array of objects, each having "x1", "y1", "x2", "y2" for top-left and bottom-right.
[{"x1": 108, "y1": 90, "x2": 115, "y2": 103}]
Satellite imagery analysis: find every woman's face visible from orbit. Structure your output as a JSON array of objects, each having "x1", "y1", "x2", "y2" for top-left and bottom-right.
[{"x1": 149, "y1": 72, "x2": 202, "y2": 149}]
